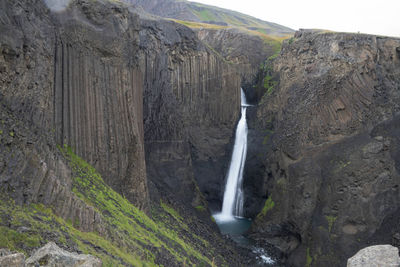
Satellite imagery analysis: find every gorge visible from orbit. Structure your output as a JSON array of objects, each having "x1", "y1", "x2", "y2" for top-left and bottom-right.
[{"x1": 1, "y1": 0, "x2": 400, "y2": 267}]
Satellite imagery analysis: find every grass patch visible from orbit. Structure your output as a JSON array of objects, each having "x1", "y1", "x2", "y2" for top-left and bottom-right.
[
  {"x1": 195, "y1": 205, "x2": 206, "y2": 212},
  {"x1": 192, "y1": 8, "x2": 217, "y2": 22},
  {"x1": 257, "y1": 196, "x2": 275, "y2": 218}
]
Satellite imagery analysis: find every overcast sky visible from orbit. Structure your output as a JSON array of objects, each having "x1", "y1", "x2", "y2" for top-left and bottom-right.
[{"x1": 189, "y1": 0, "x2": 400, "y2": 37}]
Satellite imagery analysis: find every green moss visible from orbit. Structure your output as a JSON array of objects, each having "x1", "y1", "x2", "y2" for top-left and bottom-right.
[
  {"x1": 306, "y1": 247, "x2": 312, "y2": 267},
  {"x1": 258, "y1": 196, "x2": 275, "y2": 218},
  {"x1": 171, "y1": 19, "x2": 227, "y2": 30},
  {"x1": 195, "y1": 205, "x2": 206, "y2": 212},
  {"x1": 0, "y1": 226, "x2": 41, "y2": 252},
  {"x1": 0, "y1": 130, "x2": 3, "y2": 135},
  {"x1": 9, "y1": 131, "x2": 14, "y2": 137},
  {"x1": 325, "y1": 215, "x2": 337, "y2": 232},
  {"x1": 261, "y1": 52, "x2": 279, "y2": 96},
  {"x1": 58, "y1": 145, "x2": 212, "y2": 266},
  {"x1": 0, "y1": 144, "x2": 219, "y2": 266}
]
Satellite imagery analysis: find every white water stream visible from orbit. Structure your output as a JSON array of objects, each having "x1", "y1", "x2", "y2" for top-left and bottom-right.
[
  {"x1": 213, "y1": 89, "x2": 275, "y2": 266},
  {"x1": 214, "y1": 89, "x2": 249, "y2": 222}
]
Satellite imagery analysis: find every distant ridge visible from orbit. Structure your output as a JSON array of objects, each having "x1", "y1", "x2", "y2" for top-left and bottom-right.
[{"x1": 124, "y1": 0, "x2": 294, "y2": 37}]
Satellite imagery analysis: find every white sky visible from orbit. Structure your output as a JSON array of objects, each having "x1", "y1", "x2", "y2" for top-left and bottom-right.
[{"x1": 189, "y1": 0, "x2": 400, "y2": 37}]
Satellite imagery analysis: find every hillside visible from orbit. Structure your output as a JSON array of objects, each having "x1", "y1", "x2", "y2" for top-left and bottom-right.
[{"x1": 125, "y1": 0, "x2": 294, "y2": 37}]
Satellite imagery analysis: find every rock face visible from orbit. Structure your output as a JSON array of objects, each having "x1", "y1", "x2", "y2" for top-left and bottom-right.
[
  {"x1": 135, "y1": 6, "x2": 281, "y2": 213},
  {"x1": 0, "y1": 0, "x2": 248, "y2": 264},
  {"x1": 0, "y1": 243, "x2": 101, "y2": 267},
  {"x1": 347, "y1": 245, "x2": 400, "y2": 267},
  {"x1": 139, "y1": 15, "x2": 241, "y2": 212},
  {"x1": 197, "y1": 28, "x2": 279, "y2": 91},
  {"x1": 0, "y1": 252, "x2": 25, "y2": 267},
  {"x1": 0, "y1": 0, "x2": 148, "y2": 213},
  {"x1": 249, "y1": 30, "x2": 400, "y2": 266},
  {"x1": 25, "y1": 242, "x2": 102, "y2": 267}
]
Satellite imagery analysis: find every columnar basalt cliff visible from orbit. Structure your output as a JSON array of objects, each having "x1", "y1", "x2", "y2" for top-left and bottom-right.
[
  {"x1": 0, "y1": 0, "x2": 248, "y2": 265},
  {"x1": 137, "y1": 15, "x2": 242, "y2": 213},
  {"x1": 0, "y1": 0, "x2": 148, "y2": 210},
  {"x1": 196, "y1": 28, "x2": 280, "y2": 91},
  {"x1": 249, "y1": 30, "x2": 400, "y2": 266},
  {"x1": 134, "y1": 11, "x2": 284, "y2": 211}
]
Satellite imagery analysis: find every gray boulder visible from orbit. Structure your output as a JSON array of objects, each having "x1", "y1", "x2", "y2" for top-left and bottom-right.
[
  {"x1": 0, "y1": 252, "x2": 25, "y2": 267},
  {"x1": 347, "y1": 245, "x2": 400, "y2": 267},
  {"x1": 26, "y1": 242, "x2": 101, "y2": 267}
]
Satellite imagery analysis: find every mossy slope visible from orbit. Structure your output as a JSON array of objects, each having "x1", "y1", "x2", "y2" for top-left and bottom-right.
[{"x1": 0, "y1": 145, "x2": 222, "y2": 266}]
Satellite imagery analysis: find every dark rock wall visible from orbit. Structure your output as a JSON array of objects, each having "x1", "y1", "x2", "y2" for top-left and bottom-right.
[
  {"x1": 249, "y1": 30, "x2": 400, "y2": 266},
  {"x1": 56, "y1": 1, "x2": 149, "y2": 210},
  {"x1": 0, "y1": 0, "x2": 148, "y2": 214},
  {"x1": 196, "y1": 28, "x2": 278, "y2": 93},
  {"x1": 0, "y1": 0, "x2": 243, "y2": 221},
  {"x1": 139, "y1": 17, "x2": 241, "y2": 210}
]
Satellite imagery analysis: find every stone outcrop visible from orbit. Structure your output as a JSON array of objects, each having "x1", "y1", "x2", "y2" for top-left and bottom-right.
[
  {"x1": 249, "y1": 30, "x2": 400, "y2": 266},
  {"x1": 0, "y1": 243, "x2": 101, "y2": 267},
  {"x1": 347, "y1": 245, "x2": 400, "y2": 267},
  {"x1": 0, "y1": 251, "x2": 25, "y2": 267},
  {"x1": 25, "y1": 242, "x2": 102, "y2": 267}
]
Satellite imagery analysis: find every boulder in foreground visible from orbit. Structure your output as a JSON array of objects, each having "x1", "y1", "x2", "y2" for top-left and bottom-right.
[{"x1": 347, "y1": 245, "x2": 400, "y2": 267}]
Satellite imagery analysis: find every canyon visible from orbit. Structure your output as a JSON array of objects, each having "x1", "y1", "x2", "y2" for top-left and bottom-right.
[{"x1": 1, "y1": 0, "x2": 400, "y2": 266}]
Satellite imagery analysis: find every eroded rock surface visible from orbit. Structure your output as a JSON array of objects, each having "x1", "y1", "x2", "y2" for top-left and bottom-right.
[
  {"x1": 0, "y1": 0, "x2": 248, "y2": 265},
  {"x1": 0, "y1": 252, "x2": 25, "y2": 267},
  {"x1": 347, "y1": 245, "x2": 400, "y2": 267},
  {"x1": 25, "y1": 242, "x2": 101, "y2": 267},
  {"x1": 249, "y1": 30, "x2": 400, "y2": 266}
]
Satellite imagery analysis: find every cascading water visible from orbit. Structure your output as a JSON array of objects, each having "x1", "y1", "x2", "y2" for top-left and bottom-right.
[
  {"x1": 214, "y1": 89, "x2": 249, "y2": 222},
  {"x1": 213, "y1": 89, "x2": 275, "y2": 266}
]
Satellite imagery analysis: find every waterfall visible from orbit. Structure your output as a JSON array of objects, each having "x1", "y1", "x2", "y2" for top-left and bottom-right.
[{"x1": 215, "y1": 89, "x2": 249, "y2": 222}]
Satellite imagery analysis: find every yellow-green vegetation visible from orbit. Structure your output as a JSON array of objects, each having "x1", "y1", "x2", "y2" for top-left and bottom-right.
[
  {"x1": 195, "y1": 205, "x2": 206, "y2": 212},
  {"x1": 191, "y1": 8, "x2": 217, "y2": 22},
  {"x1": 306, "y1": 247, "x2": 313, "y2": 267},
  {"x1": 170, "y1": 19, "x2": 287, "y2": 49},
  {"x1": 260, "y1": 52, "x2": 280, "y2": 97},
  {"x1": 0, "y1": 199, "x2": 151, "y2": 266},
  {"x1": 58, "y1": 145, "x2": 213, "y2": 266},
  {"x1": 187, "y1": 2, "x2": 293, "y2": 39},
  {"x1": 257, "y1": 196, "x2": 275, "y2": 218},
  {"x1": 0, "y1": 201, "x2": 55, "y2": 254},
  {"x1": 0, "y1": 145, "x2": 218, "y2": 266},
  {"x1": 325, "y1": 215, "x2": 337, "y2": 232},
  {"x1": 170, "y1": 19, "x2": 228, "y2": 30}
]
